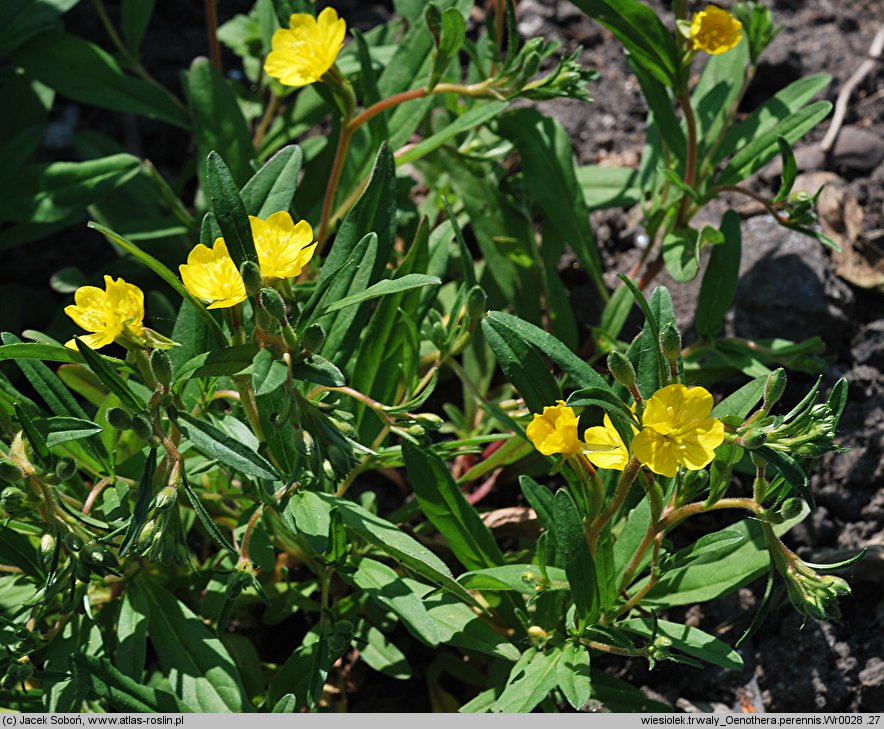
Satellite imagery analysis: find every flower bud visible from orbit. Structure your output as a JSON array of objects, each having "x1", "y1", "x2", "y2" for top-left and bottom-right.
[
  {"x1": 63, "y1": 532, "x2": 84, "y2": 552},
  {"x1": 55, "y1": 456, "x2": 77, "y2": 482},
  {"x1": 430, "y1": 321, "x2": 448, "y2": 349},
  {"x1": 526, "y1": 625, "x2": 548, "y2": 639},
  {"x1": 740, "y1": 428, "x2": 768, "y2": 449},
  {"x1": 39, "y1": 533, "x2": 57, "y2": 568},
  {"x1": 136, "y1": 519, "x2": 160, "y2": 554},
  {"x1": 764, "y1": 368, "x2": 787, "y2": 412},
  {"x1": 322, "y1": 459, "x2": 335, "y2": 480},
  {"x1": 106, "y1": 407, "x2": 133, "y2": 431},
  {"x1": 406, "y1": 424, "x2": 426, "y2": 438},
  {"x1": 131, "y1": 413, "x2": 153, "y2": 441},
  {"x1": 465, "y1": 285, "x2": 487, "y2": 322},
  {"x1": 414, "y1": 413, "x2": 444, "y2": 431},
  {"x1": 282, "y1": 323, "x2": 301, "y2": 351},
  {"x1": 659, "y1": 323, "x2": 682, "y2": 363},
  {"x1": 302, "y1": 324, "x2": 325, "y2": 353},
  {"x1": 777, "y1": 497, "x2": 804, "y2": 522},
  {"x1": 150, "y1": 349, "x2": 174, "y2": 386},
  {"x1": 240, "y1": 260, "x2": 263, "y2": 296},
  {"x1": 0, "y1": 486, "x2": 27, "y2": 516},
  {"x1": 607, "y1": 350, "x2": 636, "y2": 389},
  {"x1": 0, "y1": 459, "x2": 24, "y2": 482},
  {"x1": 260, "y1": 287, "x2": 288, "y2": 322},
  {"x1": 155, "y1": 485, "x2": 178, "y2": 510}
]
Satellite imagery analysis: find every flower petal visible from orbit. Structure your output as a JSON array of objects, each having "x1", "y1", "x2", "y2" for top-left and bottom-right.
[{"x1": 632, "y1": 428, "x2": 680, "y2": 478}]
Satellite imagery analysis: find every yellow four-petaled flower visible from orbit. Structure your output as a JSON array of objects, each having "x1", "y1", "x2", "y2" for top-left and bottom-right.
[
  {"x1": 526, "y1": 401, "x2": 582, "y2": 457},
  {"x1": 64, "y1": 275, "x2": 145, "y2": 350},
  {"x1": 179, "y1": 239, "x2": 247, "y2": 310},
  {"x1": 264, "y1": 7, "x2": 347, "y2": 88},
  {"x1": 690, "y1": 6, "x2": 743, "y2": 55},
  {"x1": 251, "y1": 211, "x2": 316, "y2": 280}
]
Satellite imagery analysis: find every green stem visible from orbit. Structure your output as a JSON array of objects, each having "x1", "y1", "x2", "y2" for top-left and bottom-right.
[{"x1": 589, "y1": 457, "x2": 640, "y2": 537}]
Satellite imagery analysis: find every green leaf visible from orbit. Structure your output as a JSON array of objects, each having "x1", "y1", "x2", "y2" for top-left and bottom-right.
[
  {"x1": 569, "y1": 0, "x2": 677, "y2": 85},
  {"x1": 759, "y1": 446, "x2": 813, "y2": 509},
  {"x1": 620, "y1": 618, "x2": 743, "y2": 671},
  {"x1": 589, "y1": 668, "x2": 672, "y2": 712},
  {"x1": 773, "y1": 136, "x2": 797, "y2": 203},
  {"x1": 482, "y1": 315, "x2": 561, "y2": 414},
  {"x1": 458, "y1": 564, "x2": 568, "y2": 593},
  {"x1": 186, "y1": 58, "x2": 256, "y2": 189},
  {"x1": 403, "y1": 441, "x2": 504, "y2": 571},
  {"x1": 87, "y1": 222, "x2": 227, "y2": 346},
  {"x1": 710, "y1": 375, "x2": 766, "y2": 418},
  {"x1": 557, "y1": 642, "x2": 591, "y2": 710},
  {"x1": 662, "y1": 229, "x2": 700, "y2": 283},
  {"x1": 0, "y1": 0, "x2": 79, "y2": 57},
  {"x1": 716, "y1": 101, "x2": 833, "y2": 186},
  {"x1": 498, "y1": 108, "x2": 607, "y2": 301},
  {"x1": 121, "y1": 0, "x2": 155, "y2": 54},
  {"x1": 663, "y1": 531, "x2": 745, "y2": 571},
  {"x1": 309, "y1": 491, "x2": 480, "y2": 608},
  {"x1": 424, "y1": 591, "x2": 520, "y2": 661},
  {"x1": 519, "y1": 475, "x2": 555, "y2": 531},
  {"x1": 241, "y1": 145, "x2": 303, "y2": 218},
  {"x1": 0, "y1": 155, "x2": 140, "y2": 224},
  {"x1": 136, "y1": 579, "x2": 251, "y2": 712},
  {"x1": 576, "y1": 165, "x2": 642, "y2": 211},
  {"x1": 490, "y1": 648, "x2": 562, "y2": 713},
  {"x1": 356, "y1": 623, "x2": 411, "y2": 679},
  {"x1": 11, "y1": 30, "x2": 188, "y2": 128},
  {"x1": 696, "y1": 209, "x2": 742, "y2": 340},
  {"x1": 181, "y1": 469, "x2": 237, "y2": 556},
  {"x1": 70, "y1": 654, "x2": 193, "y2": 713},
  {"x1": 174, "y1": 412, "x2": 279, "y2": 481},
  {"x1": 290, "y1": 355, "x2": 345, "y2": 388},
  {"x1": 120, "y1": 450, "x2": 156, "y2": 556},
  {"x1": 252, "y1": 349, "x2": 288, "y2": 396},
  {"x1": 0, "y1": 525, "x2": 43, "y2": 579},
  {"x1": 552, "y1": 489, "x2": 597, "y2": 627},
  {"x1": 74, "y1": 337, "x2": 143, "y2": 412},
  {"x1": 321, "y1": 274, "x2": 441, "y2": 315},
  {"x1": 396, "y1": 101, "x2": 508, "y2": 165},
  {"x1": 115, "y1": 583, "x2": 149, "y2": 680},
  {"x1": 206, "y1": 151, "x2": 256, "y2": 265},
  {"x1": 37, "y1": 415, "x2": 102, "y2": 447},
  {"x1": 282, "y1": 488, "x2": 331, "y2": 554},
  {"x1": 346, "y1": 557, "x2": 440, "y2": 646}
]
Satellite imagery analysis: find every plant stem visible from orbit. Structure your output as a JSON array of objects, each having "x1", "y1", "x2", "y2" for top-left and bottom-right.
[
  {"x1": 676, "y1": 93, "x2": 698, "y2": 227},
  {"x1": 204, "y1": 0, "x2": 222, "y2": 72},
  {"x1": 589, "y1": 457, "x2": 640, "y2": 538},
  {"x1": 238, "y1": 505, "x2": 264, "y2": 566},
  {"x1": 317, "y1": 123, "x2": 354, "y2": 249},
  {"x1": 253, "y1": 92, "x2": 280, "y2": 149},
  {"x1": 580, "y1": 638, "x2": 649, "y2": 657}
]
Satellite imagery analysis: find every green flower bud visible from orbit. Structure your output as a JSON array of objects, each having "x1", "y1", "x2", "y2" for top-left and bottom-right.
[
  {"x1": 63, "y1": 532, "x2": 84, "y2": 552},
  {"x1": 0, "y1": 459, "x2": 24, "y2": 482},
  {"x1": 764, "y1": 368, "x2": 787, "y2": 412},
  {"x1": 282, "y1": 324, "x2": 301, "y2": 351},
  {"x1": 322, "y1": 459, "x2": 335, "y2": 480},
  {"x1": 465, "y1": 285, "x2": 487, "y2": 322},
  {"x1": 414, "y1": 413, "x2": 444, "y2": 430},
  {"x1": 430, "y1": 321, "x2": 448, "y2": 349},
  {"x1": 0, "y1": 486, "x2": 27, "y2": 515},
  {"x1": 240, "y1": 260, "x2": 263, "y2": 296},
  {"x1": 777, "y1": 497, "x2": 804, "y2": 522},
  {"x1": 155, "y1": 485, "x2": 178, "y2": 510},
  {"x1": 607, "y1": 350, "x2": 636, "y2": 389},
  {"x1": 136, "y1": 519, "x2": 160, "y2": 554},
  {"x1": 39, "y1": 533, "x2": 57, "y2": 568},
  {"x1": 132, "y1": 413, "x2": 153, "y2": 441},
  {"x1": 740, "y1": 428, "x2": 768, "y2": 449},
  {"x1": 260, "y1": 287, "x2": 288, "y2": 322},
  {"x1": 526, "y1": 625, "x2": 548, "y2": 639},
  {"x1": 1, "y1": 673, "x2": 18, "y2": 690},
  {"x1": 295, "y1": 429, "x2": 315, "y2": 459},
  {"x1": 659, "y1": 323, "x2": 682, "y2": 362},
  {"x1": 55, "y1": 456, "x2": 77, "y2": 482},
  {"x1": 106, "y1": 407, "x2": 133, "y2": 431},
  {"x1": 150, "y1": 349, "x2": 174, "y2": 386},
  {"x1": 302, "y1": 324, "x2": 325, "y2": 353},
  {"x1": 406, "y1": 424, "x2": 426, "y2": 438}
]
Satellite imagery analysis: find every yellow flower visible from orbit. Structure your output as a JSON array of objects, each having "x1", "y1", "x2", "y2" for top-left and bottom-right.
[
  {"x1": 583, "y1": 413, "x2": 634, "y2": 471},
  {"x1": 264, "y1": 7, "x2": 346, "y2": 88},
  {"x1": 250, "y1": 212, "x2": 317, "y2": 280},
  {"x1": 65, "y1": 275, "x2": 144, "y2": 350},
  {"x1": 690, "y1": 6, "x2": 743, "y2": 55},
  {"x1": 631, "y1": 384, "x2": 725, "y2": 478},
  {"x1": 526, "y1": 401, "x2": 582, "y2": 456},
  {"x1": 179, "y1": 239, "x2": 247, "y2": 310}
]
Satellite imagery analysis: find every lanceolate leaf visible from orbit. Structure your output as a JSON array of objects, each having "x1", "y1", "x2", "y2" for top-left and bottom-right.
[
  {"x1": 241, "y1": 145, "x2": 303, "y2": 218},
  {"x1": 696, "y1": 210, "x2": 742, "y2": 340},
  {"x1": 206, "y1": 151, "x2": 257, "y2": 266},
  {"x1": 181, "y1": 469, "x2": 237, "y2": 556},
  {"x1": 552, "y1": 489, "x2": 597, "y2": 628}
]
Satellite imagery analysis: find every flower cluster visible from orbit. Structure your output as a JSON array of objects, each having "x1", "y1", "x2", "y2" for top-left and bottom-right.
[
  {"x1": 527, "y1": 384, "x2": 724, "y2": 478},
  {"x1": 264, "y1": 7, "x2": 346, "y2": 88},
  {"x1": 179, "y1": 212, "x2": 316, "y2": 309}
]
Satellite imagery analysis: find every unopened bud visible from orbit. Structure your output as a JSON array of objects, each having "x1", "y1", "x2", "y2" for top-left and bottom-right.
[
  {"x1": 764, "y1": 368, "x2": 787, "y2": 412},
  {"x1": 282, "y1": 324, "x2": 301, "y2": 350},
  {"x1": 465, "y1": 285, "x2": 487, "y2": 322},
  {"x1": 527, "y1": 625, "x2": 548, "y2": 639},
  {"x1": 0, "y1": 459, "x2": 24, "y2": 482},
  {"x1": 322, "y1": 459, "x2": 335, "y2": 480},
  {"x1": 406, "y1": 424, "x2": 426, "y2": 438},
  {"x1": 607, "y1": 350, "x2": 636, "y2": 389},
  {"x1": 0, "y1": 486, "x2": 27, "y2": 515},
  {"x1": 260, "y1": 287, "x2": 288, "y2": 322},
  {"x1": 740, "y1": 428, "x2": 768, "y2": 449},
  {"x1": 430, "y1": 321, "x2": 447, "y2": 349},
  {"x1": 659, "y1": 323, "x2": 682, "y2": 363},
  {"x1": 414, "y1": 413, "x2": 444, "y2": 430},
  {"x1": 136, "y1": 519, "x2": 160, "y2": 553},
  {"x1": 155, "y1": 485, "x2": 178, "y2": 510},
  {"x1": 106, "y1": 407, "x2": 133, "y2": 431},
  {"x1": 39, "y1": 533, "x2": 57, "y2": 568},
  {"x1": 63, "y1": 532, "x2": 84, "y2": 552},
  {"x1": 132, "y1": 413, "x2": 153, "y2": 441},
  {"x1": 150, "y1": 349, "x2": 173, "y2": 386},
  {"x1": 55, "y1": 457, "x2": 77, "y2": 482},
  {"x1": 777, "y1": 497, "x2": 804, "y2": 522},
  {"x1": 240, "y1": 260, "x2": 263, "y2": 296},
  {"x1": 303, "y1": 324, "x2": 325, "y2": 353}
]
